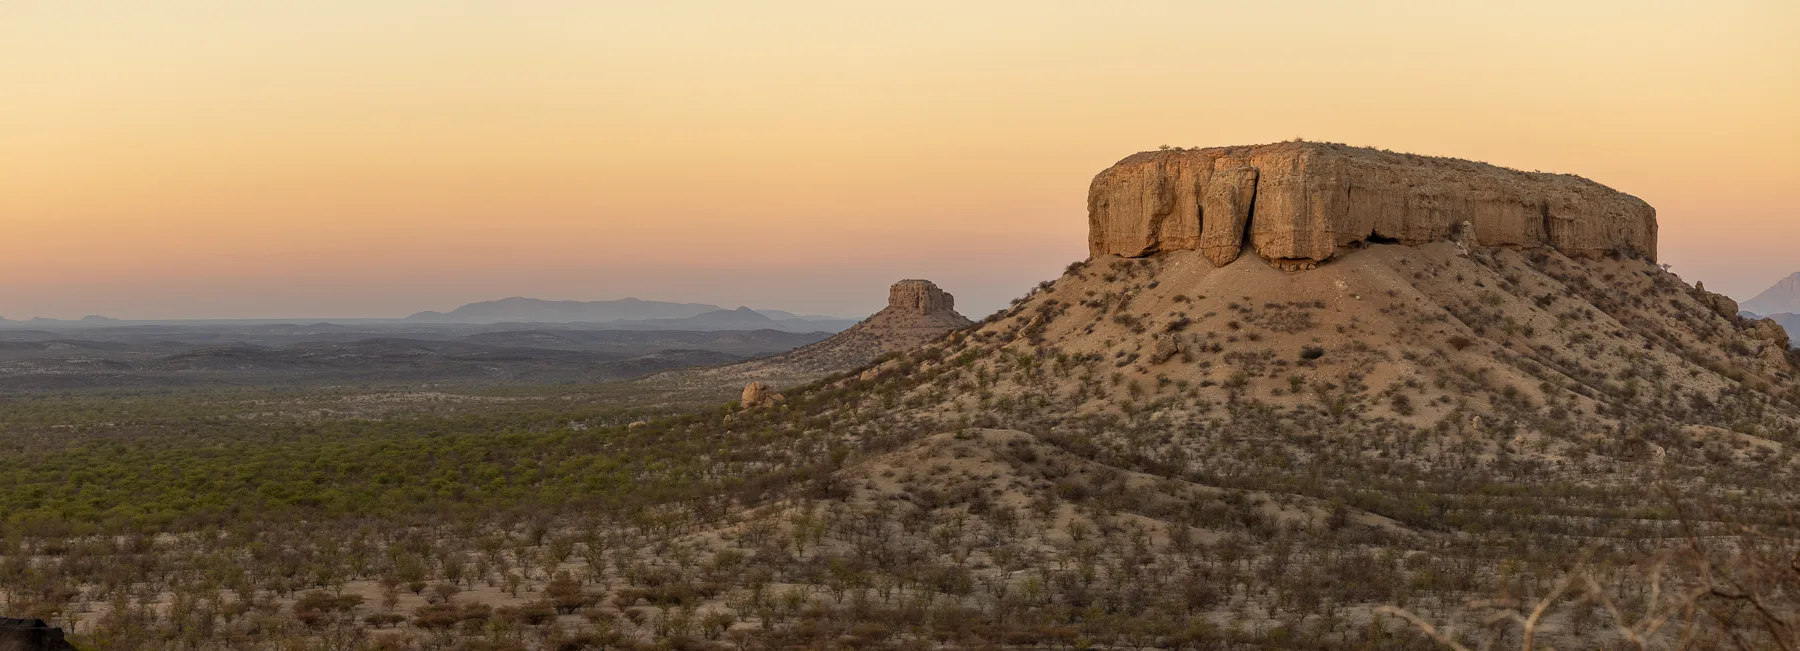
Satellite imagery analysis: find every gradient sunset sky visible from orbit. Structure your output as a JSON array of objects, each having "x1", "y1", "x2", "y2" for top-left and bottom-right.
[{"x1": 4, "y1": 1, "x2": 1798, "y2": 320}]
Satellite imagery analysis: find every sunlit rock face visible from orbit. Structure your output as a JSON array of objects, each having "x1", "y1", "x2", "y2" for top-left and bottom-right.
[{"x1": 1087, "y1": 142, "x2": 1657, "y2": 270}]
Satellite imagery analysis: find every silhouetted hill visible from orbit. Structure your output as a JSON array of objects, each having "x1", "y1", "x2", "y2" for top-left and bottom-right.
[
  {"x1": 406, "y1": 297, "x2": 724, "y2": 323},
  {"x1": 456, "y1": 328, "x2": 825, "y2": 354},
  {"x1": 404, "y1": 298, "x2": 855, "y2": 331}
]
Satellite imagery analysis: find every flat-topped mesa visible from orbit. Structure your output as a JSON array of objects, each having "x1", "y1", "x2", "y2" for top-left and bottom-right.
[
  {"x1": 887, "y1": 279, "x2": 958, "y2": 316},
  {"x1": 1088, "y1": 142, "x2": 1657, "y2": 270}
]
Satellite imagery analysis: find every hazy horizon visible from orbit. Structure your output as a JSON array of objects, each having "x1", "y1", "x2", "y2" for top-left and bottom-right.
[
  {"x1": 0, "y1": 295, "x2": 868, "y2": 324},
  {"x1": 6, "y1": 1, "x2": 1798, "y2": 321}
]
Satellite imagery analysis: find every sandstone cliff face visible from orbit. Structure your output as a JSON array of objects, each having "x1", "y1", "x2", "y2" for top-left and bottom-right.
[{"x1": 1089, "y1": 142, "x2": 1657, "y2": 269}]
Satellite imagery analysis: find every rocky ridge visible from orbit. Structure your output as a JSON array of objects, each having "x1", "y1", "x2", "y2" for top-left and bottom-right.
[{"x1": 1089, "y1": 141, "x2": 1658, "y2": 270}]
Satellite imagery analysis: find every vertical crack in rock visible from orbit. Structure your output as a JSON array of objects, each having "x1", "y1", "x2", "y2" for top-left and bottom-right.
[{"x1": 1200, "y1": 164, "x2": 1257, "y2": 266}]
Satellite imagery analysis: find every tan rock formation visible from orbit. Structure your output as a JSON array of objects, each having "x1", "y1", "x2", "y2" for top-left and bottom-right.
[
  {"x1": 1694, "y1": 282, "x2": 1741, "y2": 320},
  {"x1": 1750, "y1": 319, "x2": 1795, "y2": 371},
  {"x1": 1089, "y1": 142, "x2": 1657, "y2": 268},
  {"x1": 740, "y1": 382, "x2": 783, "y2": 410},
  {"x1": 1752, "y1": 318, "x2": 1791, "y2": 351},
  {"x1": 1149, "y1": 335, "x2": 1183, "y2": 365},
  {"x1": 888, "y1": 279, "x2": 957, "y2": 316},
  {"x1": 757, "y1": 280, "x2": 975, "y2": 375}
]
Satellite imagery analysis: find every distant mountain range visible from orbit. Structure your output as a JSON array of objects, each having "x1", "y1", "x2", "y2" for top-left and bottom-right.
[
  {"x1": 1743, "y1": 272, "x2": 1800, "y2": 316},
  {"x1": 405, "y1": 297, "x2": 722, "y2": 323},
  {"x1": 0, "y1": 298, "x2": 859, "y2": 333},
  {"x1": 0, "y1": 315, "x2": 119, "y2": 325},
  {"x1": 405, "y1": 298, "x2": 857, "y2": 332},
  {"x1": 1739, "y1": 272, "x2": 1800, "y2": 344}
]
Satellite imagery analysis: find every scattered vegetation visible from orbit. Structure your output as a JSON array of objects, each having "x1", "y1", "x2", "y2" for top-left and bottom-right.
[{"x1": 3, "y1": 247, "x2": 1797, "y2": 649}]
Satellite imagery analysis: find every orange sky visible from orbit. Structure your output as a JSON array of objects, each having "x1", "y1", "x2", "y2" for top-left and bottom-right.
[{"x1": 3, "y1": 1, "x2": 1798, "y2": 319}]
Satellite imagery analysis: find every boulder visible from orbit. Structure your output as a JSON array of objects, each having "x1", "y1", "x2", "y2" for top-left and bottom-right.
[
  {"x1": 1150, "y1": 335, "x2": 1183, "y2": 365},
  {"x1": 1751, "y1": 318, "x2": 1791, "y2": 350},
  {"x1": 741, "y1": 382, "x2": 783, "y2": 410},
  {"x1": 1694, "y1": 282, "x2": 1742, "y2": 320},
  {"x1": 1089, "y1": 142, "x2": 1657, "y2": 268}
]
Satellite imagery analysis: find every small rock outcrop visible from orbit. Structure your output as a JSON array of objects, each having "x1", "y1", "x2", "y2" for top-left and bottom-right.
[
  {"x1": 0, "y1": 618, "x2": 75, "y2": 651},
  {"x1": 1089, "y1": 142, "x2": 1657, "y2": 269},
  {"x1": 1695, "y1": 282, "x2": 1742, "y2": 320},
  {"x1": 740, "y1": 382, "x2": 783, "y2": 410},
  {"x1": 1749, "y1": 319, "x2": 1795, "y2": 371},
  {"x1": 1752, "y1": 319, "x2": 1791, "y2": 350},
  {"x1": 1150, "y1": 335, "x2": 1183, "y2": 365}
]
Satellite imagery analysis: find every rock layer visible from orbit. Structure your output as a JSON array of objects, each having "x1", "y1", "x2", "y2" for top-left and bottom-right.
[{"x1": 1089, "y1": 142, "x2": 1657, "y2": 268}]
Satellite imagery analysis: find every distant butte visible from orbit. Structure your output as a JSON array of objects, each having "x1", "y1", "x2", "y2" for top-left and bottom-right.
[
  {"x1": 764, "y1": 279, "x2": 974, "y2": 374},
  {"x1": 668, "y1": 279, "x2": 977, "y2": 395}
]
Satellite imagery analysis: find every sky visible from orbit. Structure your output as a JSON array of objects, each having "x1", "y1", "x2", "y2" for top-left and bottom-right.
[{"x1": 3, "y1": 1, "x2": 1798, "y2": 320}]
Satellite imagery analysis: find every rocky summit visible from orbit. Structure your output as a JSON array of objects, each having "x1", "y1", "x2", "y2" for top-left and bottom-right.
[
  {"x1": 1089, "y1": 141, "x2": 1658, "y2": 270},
  {"x1": 751, "y1": 279, "x2": 974, "y2": 375}
]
